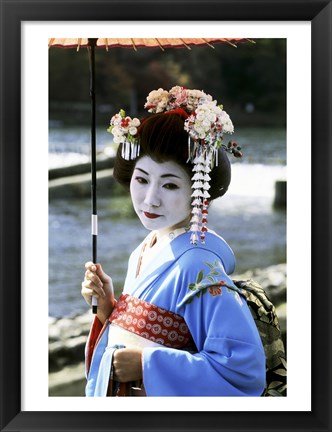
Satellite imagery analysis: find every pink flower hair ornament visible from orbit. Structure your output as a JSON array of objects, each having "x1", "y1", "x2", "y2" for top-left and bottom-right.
[{"x1": 107, "y1": 86, "x2": 242, "y2": 245}]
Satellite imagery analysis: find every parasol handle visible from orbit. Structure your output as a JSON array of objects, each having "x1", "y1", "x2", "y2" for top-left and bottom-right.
[{"x1": 88, "y1": 38, "x2": 98, "y2": 314}]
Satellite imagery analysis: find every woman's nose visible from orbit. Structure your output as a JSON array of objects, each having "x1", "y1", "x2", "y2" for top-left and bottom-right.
[{"x1": 144, "y1": 184, "x2": 161, "y2": 208}]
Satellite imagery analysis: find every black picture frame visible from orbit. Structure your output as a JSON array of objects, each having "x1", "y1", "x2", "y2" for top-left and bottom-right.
[{"x1": 1, "y1": 0, "x2": 331, "y2": 431}]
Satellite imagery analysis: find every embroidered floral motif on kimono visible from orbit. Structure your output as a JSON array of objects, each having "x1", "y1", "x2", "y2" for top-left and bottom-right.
[{"x1": 186, "y1": 260, "x2": 244, "y2": 304}]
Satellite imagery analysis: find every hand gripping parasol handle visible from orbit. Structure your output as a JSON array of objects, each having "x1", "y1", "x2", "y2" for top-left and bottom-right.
[{"x1": 88, "y1": 38, "x2": 98, "y2": 314}]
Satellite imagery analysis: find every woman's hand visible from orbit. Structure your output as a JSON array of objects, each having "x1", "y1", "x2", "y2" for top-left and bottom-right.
[
  {"x1": 112, "y1": 347, "x2": 143, "y2": 383},
  {"x1": 81, "y1": 261, "x2": 115, "y2": 323}
]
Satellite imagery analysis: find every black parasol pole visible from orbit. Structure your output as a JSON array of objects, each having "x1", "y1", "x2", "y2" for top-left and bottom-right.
[{"x1": 88, "y1": 38, "x2": 98, "y2": 314}]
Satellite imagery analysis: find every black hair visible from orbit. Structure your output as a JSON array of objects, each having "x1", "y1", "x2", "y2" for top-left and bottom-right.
[{"x1": 113, "y1": 112, "x2": 231, "y2": 201}]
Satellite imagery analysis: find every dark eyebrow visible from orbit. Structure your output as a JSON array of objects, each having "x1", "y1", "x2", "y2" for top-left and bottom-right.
[{"x1": 135, "y1": 167, "x2": 181, "y2": 179}]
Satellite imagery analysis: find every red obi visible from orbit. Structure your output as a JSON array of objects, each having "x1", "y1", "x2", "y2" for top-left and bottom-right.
[{"x1": 109, "y1": 294, "x2": 194, "y2": 349}]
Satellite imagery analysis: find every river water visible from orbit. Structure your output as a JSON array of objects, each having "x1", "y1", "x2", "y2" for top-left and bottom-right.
[{"x1": 49, "y1": 126, "x2": 286, "y2": 318}]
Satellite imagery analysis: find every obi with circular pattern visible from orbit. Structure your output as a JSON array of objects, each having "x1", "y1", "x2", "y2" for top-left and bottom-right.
[{"x1": 109, "y1": 294, "x2": 194, "y2": 349}]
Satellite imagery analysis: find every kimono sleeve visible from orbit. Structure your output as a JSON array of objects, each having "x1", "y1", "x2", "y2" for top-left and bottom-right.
[{"x1": 142, "y1": 249, "x2": 266, "y2": 396}]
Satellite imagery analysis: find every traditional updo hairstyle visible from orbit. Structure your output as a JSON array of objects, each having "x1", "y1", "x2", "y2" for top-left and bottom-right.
[{"x1": 113, "y1": 112, "x2": 231, "y2": 201}]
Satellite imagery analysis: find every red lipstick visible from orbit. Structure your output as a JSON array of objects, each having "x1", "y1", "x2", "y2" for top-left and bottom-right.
[{"x1": 144, "y1": 212, "x2": 161, "y2": 219}]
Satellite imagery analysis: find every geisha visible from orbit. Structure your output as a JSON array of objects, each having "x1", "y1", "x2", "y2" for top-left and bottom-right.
[{"x1": 81, "y1": 86, "x2": 266, "y2": 397}]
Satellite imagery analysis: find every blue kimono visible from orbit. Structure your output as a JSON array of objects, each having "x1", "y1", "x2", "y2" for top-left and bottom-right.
[{"x1": 85, "y1": 229, "x2": 266, "y2": 397}]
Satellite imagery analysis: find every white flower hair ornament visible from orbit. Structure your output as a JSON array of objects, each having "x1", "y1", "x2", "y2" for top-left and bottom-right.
[
  {"x1": 108, "y1": 87, "x2": 242, "y2": 245},
  {"x1": 107, "y1": 109, "x2": 141, "y2": 160}
]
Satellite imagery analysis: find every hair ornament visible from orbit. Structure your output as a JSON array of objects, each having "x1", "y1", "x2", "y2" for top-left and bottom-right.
[
  {"x1": 108, "y1": 86, "x2": 242, "y2": 245},
  {"x1": 107, "y1": 109, "x2": 141, "y2": 160}
]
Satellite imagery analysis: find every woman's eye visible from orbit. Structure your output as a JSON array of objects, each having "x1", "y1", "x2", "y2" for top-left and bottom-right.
[
  {"x1": 163, "y1": 183, "x2": 179, "y2": 190},
  {"x1": 135, "y1": 176, "x2": 148, "y2": 184}
]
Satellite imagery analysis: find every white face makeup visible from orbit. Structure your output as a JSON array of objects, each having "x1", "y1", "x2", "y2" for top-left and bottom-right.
[{"x1": 130, "y1": 156, "x2": 192, "y2": 236}]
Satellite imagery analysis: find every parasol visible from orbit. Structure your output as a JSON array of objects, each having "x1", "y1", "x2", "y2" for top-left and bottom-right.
[{"x1": 48, "y1": 37, "x2": 252, "y2": 313}]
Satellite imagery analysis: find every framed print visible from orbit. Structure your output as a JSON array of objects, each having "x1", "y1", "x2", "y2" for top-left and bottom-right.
[{"x1": 1, "y1": 0, "x2": 331, "y2": 431}]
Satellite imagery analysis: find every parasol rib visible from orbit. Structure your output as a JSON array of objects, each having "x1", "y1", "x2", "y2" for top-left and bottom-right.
[
  {"x1": 130, "y1": 39, "x2": 138, "y2": 51},
  {"x1": 155, "y1": 39, "x2": 166, "y2": 52},
  {"x1": 201, "y1": 39, "x2": 215, "y2": 49},
  {"x1": 179, "y1": 39, "x2": 192, "y2": 50},
  {"x1": 222, "y1": 39, "x2": 238, "y2": 48}
]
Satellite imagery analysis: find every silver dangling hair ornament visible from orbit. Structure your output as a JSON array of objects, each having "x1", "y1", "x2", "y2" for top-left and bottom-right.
[
  {"x1": 121, "y1": 139, "x2": 140, "y2": 161},
  {"x1": 187, "y1": 137, "x2": 242, "y2": 245}
]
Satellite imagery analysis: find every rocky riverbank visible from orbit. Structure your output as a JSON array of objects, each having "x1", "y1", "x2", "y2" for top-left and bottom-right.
[{"x1": 49, "y1": 263, "x2": 287, "y2": 397}]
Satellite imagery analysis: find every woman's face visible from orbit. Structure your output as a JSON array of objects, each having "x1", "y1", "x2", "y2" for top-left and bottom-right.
[{"x1": 130, "y1": 156, "x2": 192, "y2": 235}]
